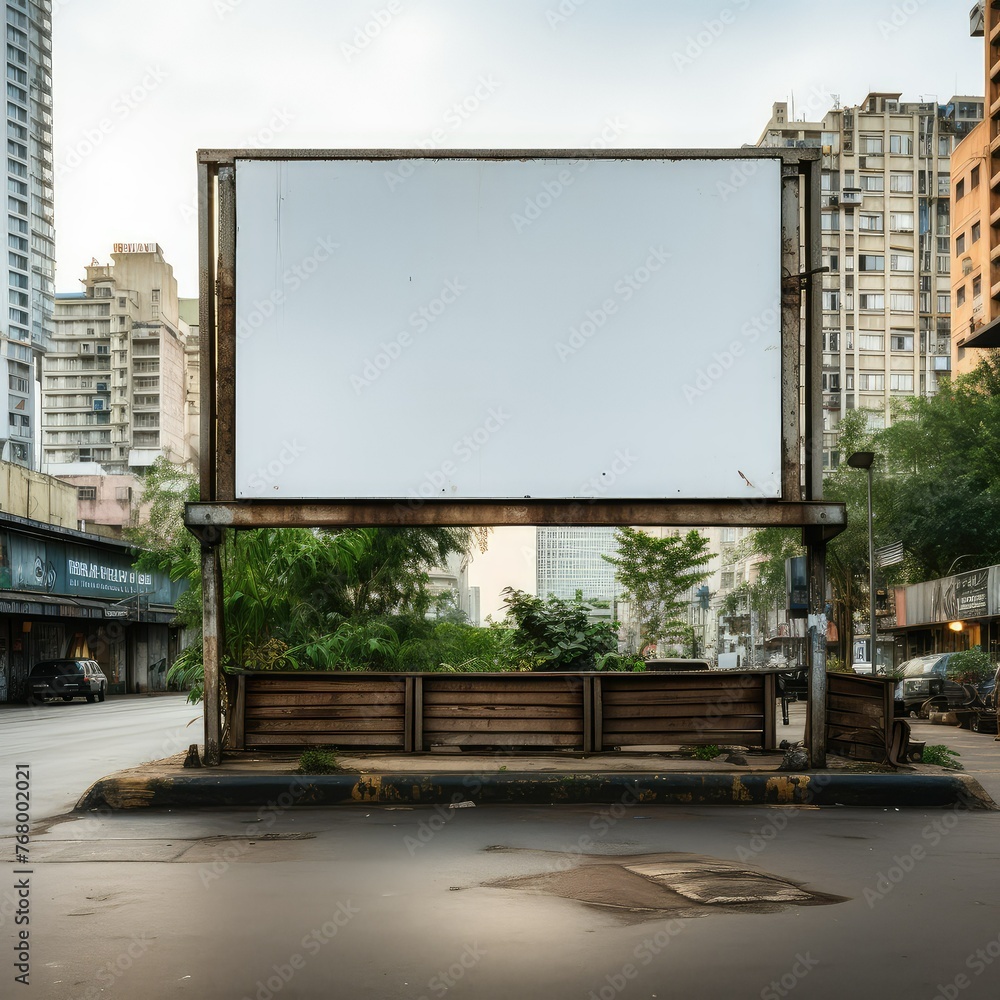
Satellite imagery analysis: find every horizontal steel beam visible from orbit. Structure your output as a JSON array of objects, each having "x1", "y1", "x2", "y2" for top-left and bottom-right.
[
  {"x1": 197, "y1": 147, "x2": 822, "y2": 166},
  {"x1": 185, "y1": 500, "x2": 845, "y2": 532}
]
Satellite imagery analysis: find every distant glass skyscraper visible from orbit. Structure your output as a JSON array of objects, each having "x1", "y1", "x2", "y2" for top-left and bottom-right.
[
  {"x1": 1, "y1": 0, "x2": 54, "y2": 467},
  {"x1": 536, "y1": 526, "x2": 620, "y2": 603}
]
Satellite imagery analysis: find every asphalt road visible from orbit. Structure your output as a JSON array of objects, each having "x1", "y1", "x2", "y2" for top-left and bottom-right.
[
  {"x1": 2, "y1": 695, "x2": 999, "y2": 999},
  {"x1": 5, "y1": 802, "x2": 1000, "y2": 1000},
  {"x1": 0, "y1": 693, "x2": 201, "y2": 834}
]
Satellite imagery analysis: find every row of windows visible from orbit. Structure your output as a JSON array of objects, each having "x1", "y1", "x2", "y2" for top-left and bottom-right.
[
  {"x1": 856, "y1": 133, "x2": 951, "y2": 156},
  {"x1": 954, "y1": 165, "x2": 981, "y2": 201},
  {"x1": 822, "y1": 331, "x2": 914, "y2": 352},
  {"x1": 821, "y1": 211, "x2": 916, "y2": 232},
  {"x1": 955, "y1": 222, "x2": 982, "y2": 256},
  {"x1": 956, "y1": 277, "x2": 983, "y2": 307},
  {"x1": 822, "y1": 372, "x2": 915, "y2": 392},
  {"x1": 823, "y1": 291, "x2": 951, "y2": 313}
]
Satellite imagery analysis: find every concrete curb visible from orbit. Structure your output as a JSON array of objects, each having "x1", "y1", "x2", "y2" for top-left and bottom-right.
[{"x1": 75, "y1": 771, "x2": 996, "y2": 811}]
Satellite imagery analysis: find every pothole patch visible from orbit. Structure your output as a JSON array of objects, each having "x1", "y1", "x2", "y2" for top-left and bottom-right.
[{"x1": 482, "y1": 851, "x2": 845, "y2": 919}]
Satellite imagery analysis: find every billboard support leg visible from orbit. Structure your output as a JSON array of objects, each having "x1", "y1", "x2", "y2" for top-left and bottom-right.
[
  {"x1": 804, "y1": 527, "x2": 828, "y2": 769},
  {"x1": 193, "y1": 526, "x2": 225, "y2": 766}
]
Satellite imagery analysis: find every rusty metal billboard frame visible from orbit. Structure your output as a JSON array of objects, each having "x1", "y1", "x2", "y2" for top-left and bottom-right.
[{"x1": 187, "y1": 147, "x2": 842, "y2": 766}]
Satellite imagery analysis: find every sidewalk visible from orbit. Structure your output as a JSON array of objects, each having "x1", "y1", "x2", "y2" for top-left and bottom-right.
[{"x1": 75, "y1": 703, "x2": 996, "y2": 812}]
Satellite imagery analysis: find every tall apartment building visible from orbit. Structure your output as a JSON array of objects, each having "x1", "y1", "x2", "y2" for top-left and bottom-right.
[
  {"x1": 0, "y1": 0, "x2": 54, "y2": 469},
  {"x1": 536, "y1": 526, "x2": 619, "y2": 605},
  {"x1": 178, "y1": 297, "x2": 200, "y2": 470},
  {"x1": 952, "y1": 3, "x2": 1000, "y2": 371},
  {"x1": 42, "y1": 246, "x2": 190, "y2": 531},
  {"x1": 758, "y1": 92, "x2": 983, "y2": 468}
]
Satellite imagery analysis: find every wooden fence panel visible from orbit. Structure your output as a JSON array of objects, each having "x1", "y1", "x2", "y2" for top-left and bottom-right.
[
  {"x1": 825, "y1": 672, "x2": 896, "y2": 762},
  {"x1": 243, "y1": 673, "x2": 409, "y2": 750},
  {"x1": 421, "y1": 675, "x2": 587, "y2": 750},
  {"x1": 596, "y1": 673, "x2": 768, "y2": 749}
]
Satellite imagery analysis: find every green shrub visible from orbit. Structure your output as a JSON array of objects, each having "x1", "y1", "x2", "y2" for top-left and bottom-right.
[
  {"x1": 947, "y1": 647, "x2": 994, "y2": 686},
  {"x1": 692, "y1": 744, "x2": 721, "y2": 761},
  {"x1": 298, "y1": 747, "x2": 339, "y2": 774},
  {"x1": 921, "y1": 745, "x2": 963, "y2": 770}
]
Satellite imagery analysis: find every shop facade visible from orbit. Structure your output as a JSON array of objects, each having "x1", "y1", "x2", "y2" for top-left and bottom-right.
[
  {"x1": 888, "y1": 565, "x2": 1000, "y2": 662},
  {"x1": 0, "y1": 513, "x2": 184, "y2": 702}
]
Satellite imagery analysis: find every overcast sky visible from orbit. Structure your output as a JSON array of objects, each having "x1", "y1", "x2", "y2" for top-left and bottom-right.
[{"x1": 49, "y1": 0, "x2": 985, "y2": 619}]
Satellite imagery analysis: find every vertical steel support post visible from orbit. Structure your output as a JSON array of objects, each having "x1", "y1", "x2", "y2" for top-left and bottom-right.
[
  {"x1": 215, "y1": 164, "x2": 237, "y2": 500},
  {"x1": 201, "y1": 531, "x2": 224, "y2": 766},
  {"x1": 806, "y1": 530, "x2": 828, "y2": 768}
]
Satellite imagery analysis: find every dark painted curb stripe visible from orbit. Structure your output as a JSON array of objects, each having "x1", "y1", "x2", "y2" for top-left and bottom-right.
[{"x1": 74, "y1": 771, "x2": 996, "y2": 811}]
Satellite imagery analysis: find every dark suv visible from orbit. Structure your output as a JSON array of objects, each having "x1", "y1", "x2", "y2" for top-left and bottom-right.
[
  {"x1": 28, "y1": 659, "x2": 108, "y2": 704},
  {"x1": 895, "y1": 652, "x2": 990, "y2": 717}
]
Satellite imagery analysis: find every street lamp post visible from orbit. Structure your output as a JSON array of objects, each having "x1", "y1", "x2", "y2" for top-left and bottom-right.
[{"x1": 847, "y1": 451, "x2": 876, "y2": 675}]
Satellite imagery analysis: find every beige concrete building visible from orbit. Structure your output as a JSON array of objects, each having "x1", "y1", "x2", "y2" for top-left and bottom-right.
[
  {"x1": 43, "y1": 245, "x2": 192, "y2": 534},
  {"x1": 758, "y1": 91, "x2": 983, "y2": 467},
  {"x1": 0, "y1": 459, "x2": 76, "y2": 526},
  {"x1": 178, "y1": 297, "x2": 200, "y2": 472},
  {"x1": 952, "y1": 4, "x2": 1000, "y2": 369}
]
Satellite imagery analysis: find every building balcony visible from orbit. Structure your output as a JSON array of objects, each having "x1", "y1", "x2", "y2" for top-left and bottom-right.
[{"x1": 841, "y1": 188, "x2": 863, "y2": 205}]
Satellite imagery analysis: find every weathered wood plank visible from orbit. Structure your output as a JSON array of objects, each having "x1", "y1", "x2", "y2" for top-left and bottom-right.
[
  {"x1": 422, "y1": 692, "x2": 581, "y2": 706},
  {"x1": 423, "y1": 680, "x2": 583, "y2": 695},
  {"x1": 424, "y1": 732, "x2": 582, "y2": 747},
  {"x1": 602, "y1": 689, "x2": 763, "y2": 706},
  {"x1": 423, "y1": 705, "x2": 582, "y2": 719},
  {"x1": 245, "y1": 678, "x2": 407, "y2": 693},
  {"x1": 246, "y1": 692, "x2": 406, "y2": 707},
  {"x1": 601, "y1": 702, "x2": 764, "y2": 719},
  {"x1": 424, "y1": 718, "x2": 582, "y2": 733},
  {"x1": 604, "y1": 731, "x2": 764, "y2": 747},
  {"x1": 246, "y1": 707, "x2": 406, "y2": 721},
  {"x1": 603, "y1": 716, "x2": 762, "y2": 733},
  {"x1": 246, "y1": 733, "x2": 406, "y2": 747},
  {"x1": 827, "y1": 708, "x2": 884, "y2": 728},
  {"x1": 248, "y1": 719, "x2": 405, "y2": 733}
]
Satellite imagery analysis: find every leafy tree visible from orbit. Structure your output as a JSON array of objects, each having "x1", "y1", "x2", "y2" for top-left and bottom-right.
[
  {"x1": 879, "y1": 352, "x2": 1000, "y2": 578},
  {"x1": 602, "y1": 528, "x2": 713, "y2": 652},
  {"x1": 127, "y1": 458, "x2": 474, "y2": 698},
  {"x1": 499, "y1": 588, "x2": 624, "y2": 671}
]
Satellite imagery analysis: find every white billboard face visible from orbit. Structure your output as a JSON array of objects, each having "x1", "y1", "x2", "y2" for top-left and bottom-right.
[{"x1": 233, "y1": 156, "x2": 783, "y2": 502}]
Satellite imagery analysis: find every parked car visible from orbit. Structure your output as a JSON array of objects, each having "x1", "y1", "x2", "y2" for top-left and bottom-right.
[
  {"x1": 894, "y1": 652, "x2": 992, "y2": 717},
  {"x1": 28, "y1": 659, "x2": 107, "y2": 704}
]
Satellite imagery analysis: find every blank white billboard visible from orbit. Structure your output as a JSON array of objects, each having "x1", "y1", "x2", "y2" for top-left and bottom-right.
[{"x1": 233, "y1": 155, "x2": 783, "y2": 501}]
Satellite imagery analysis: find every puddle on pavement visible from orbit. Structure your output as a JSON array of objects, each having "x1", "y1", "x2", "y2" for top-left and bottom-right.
[{"x1": 479, "y1": 850, "x2": 846, "y2": 921}]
